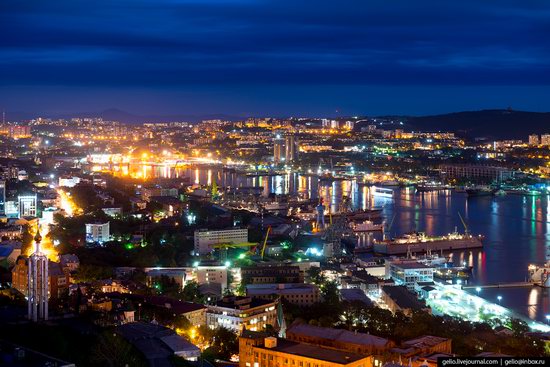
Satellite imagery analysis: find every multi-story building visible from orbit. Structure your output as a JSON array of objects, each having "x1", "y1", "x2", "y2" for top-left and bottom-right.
[
  {"x1": 18, "y1": 194, "x2": 37, "y2": 218},
  {"x1": 386, "y1": 260, "x2": 434, "y2": 290},
  {"x1": 85, "y1": 222, "x2": 110, "y2": 244},
  {"x1": 439, "y1": 164, "x2": 515, "y2": 183},
  {"x1": 0, "y1": 180, "x2": 5, "y2": 215},
  {"x1": 246, "y1": 283, "x2": 320, "y2": 307},
  {"x1": 541, "y1": 134, "x2": 550, "y2": 146},
  {"x1": 206, "y1": 296, "x2": 277, "y2": 332},
  {"x1": 286, "y1": 324, "x2": 394, "y2": 356},
  {"x1": 194, "y1": 228, "x2": 249, "y2": 255},
  {"x1": 273, "y1": 136, "x2": 285, "y2": 164},
  {"x1": 529, "y1": 134, "x2": 540, "y2": 146},
  {"x1": 241, "y1": 265, "x2": 303, "y2": 284},
  {"x1": 196, "y1": 265, "x2": 228, "y2": 292},
  {"x1": 239, "y1": 331, "x2": 374, "y2": 367},
  {"x1": 141, "y1": 186, "x2": 179, "y2": 202},
  {"x1": 284, "y1": 134, "x2": 298, "y2": 163}
]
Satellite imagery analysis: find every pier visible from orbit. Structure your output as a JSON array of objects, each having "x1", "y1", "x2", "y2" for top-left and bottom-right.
[{"x1": 462, "y1": 281, "x2": 540, "y2": 290}]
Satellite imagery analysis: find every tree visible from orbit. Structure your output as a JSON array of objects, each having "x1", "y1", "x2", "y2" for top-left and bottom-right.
[
  {"x1": 181, "y1": 281, "x2": 204, "y2": 303},
  {"x1": 90, "y1": 330, "x2": 148, "y2": 367}
]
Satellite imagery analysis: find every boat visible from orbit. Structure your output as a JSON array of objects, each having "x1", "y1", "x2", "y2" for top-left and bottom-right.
[
  {"x1": 373, "y1": 230, "x2": 483, "y2": 255},
  {"x1": 466, "y1": 185, "x2": 496, "y2": 197},
  {"x1": 371, "y1": 186, "x2": 394, "y2": 198},
  {"x1": 415, "y1": 183, "x2": 452, "y2": 192},
  {"x1": 263, "y1": 202, "x2": 289, "y2": 211},
  {"x1": 378, "y1": 180, "x2": 400, "y2": 187},
  {"x1": 352, "y1": 220, "x2": 385, "y2": 232},
  {"x1": 528, "y1": 261, "x2": 550, "y2": 287}
]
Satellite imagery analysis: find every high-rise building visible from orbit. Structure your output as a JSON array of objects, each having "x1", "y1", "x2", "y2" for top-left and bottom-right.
[
  {"x1": 28, "y1": 233, "x2": 48, "y2": 322},
  {"x1": 541, "y1": 134, "x2": 550, "y2": 146},
  {"x1": 284, "y1": 134, "x2": 298, "y2": 163},
  {"x1": 273, "y1": 135, "x2": 285, "y2": 164},
  {"x1": 18, "y1": 194, "x2": 37, "y2": 218},
  {"x1": 529, "y1": 134, "x2": 540, "y2": 146},
  {"x1": 0, "y1": 180, "x2": 5, "y2": 215}
]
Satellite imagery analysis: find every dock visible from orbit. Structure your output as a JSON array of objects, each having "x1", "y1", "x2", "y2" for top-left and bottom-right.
[{"x1": 462, "y1": 282, "x2": 540, "y2": 290}]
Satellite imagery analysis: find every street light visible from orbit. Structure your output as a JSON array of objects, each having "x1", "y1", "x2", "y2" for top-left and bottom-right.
[
  {"x1": 475, "y1": 287, "x2": 481, "y2": 294},
  {"x1": 546, "y1": 315, "x2": 550, "y2": 324},
  {"x1": 497, "y1": 295, "x2": 502, "y2": 304}
]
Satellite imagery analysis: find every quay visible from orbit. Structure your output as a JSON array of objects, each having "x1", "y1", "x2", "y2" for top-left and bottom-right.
[{"x1": 462, "y1": 281, "x2": 541, "y2": 290}]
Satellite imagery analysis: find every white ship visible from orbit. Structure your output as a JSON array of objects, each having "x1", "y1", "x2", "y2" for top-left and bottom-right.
[{"x1": 528, "y1": 262, "x2": 550, "y2": 287}]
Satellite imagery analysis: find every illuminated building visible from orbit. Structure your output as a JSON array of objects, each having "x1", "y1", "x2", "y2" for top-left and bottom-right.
[
  {"x1": 439, "y1": 164, "x2": 515, "y2": 183},
  {"x1": 541, "y1": 134, "x2": 550, "y2": 146},
  {"x1": 58, "y1": 176, "x2": 81, "y2": 188},
  {"x1": 193, "y1": 228, "x2": 249, "y2": 255},
  {"x1": 239, "y1": 331, "x2": 374, "y2": 367},
  {"x1": 284, "y1": 134, "x2": 298, "y2": 163},
  {"x1": 386, "y1": 260, "x2": 434, "y2": 290},
  {"x1": 27, "y1": 233, "x2": 48, "y2": 321},
  {"x1": 246, "y1": 283, "x2": 320, "y2": 307},
  {"x1": 5, "y1": 199, "x2": 18, "y2": 218},
  {"x1": 18, "y1": 194, "x2": 37, "y2": 218},
  {"x1": 206, "y1": 296, "x2": 277, "y2": 332},
  {"x1": 85, "y1": 222, "x2": 110, "y2": 244},
  {"x1": 528, "y1": 134, "x2": 540, "y2": 146},
  {"x1": 196, "y1": 265, "x2": 228, "y2": 292},
  {"x1": 0, "y1": 180, "x2": 5, "y2": 215},
  {"x1": 241, "y1": 265, "x2": 304, "y2": 284},
  {"x1": 273, "y1": 135, "x2": 285, "y2": 164}
]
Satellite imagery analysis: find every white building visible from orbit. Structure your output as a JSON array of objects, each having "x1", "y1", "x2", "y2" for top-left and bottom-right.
[
  {"x1": 85, "y1": 222, "x2": 110, "y2": 244},
  {"x1": 193, "y1": 228, "x2": 248, "y2": 255},
  {"x1": 18, "y1": 195, "x2": 37, "y2": 218},
  {"x1": 386, "y1": 260, "x2": 434, "y2": 290},
  {"x1": 58, "y1": 176, "x2": 81, "y2": 188},
  {"x1": 206, "y1": 296, "x2": 277, "y2": 332}
]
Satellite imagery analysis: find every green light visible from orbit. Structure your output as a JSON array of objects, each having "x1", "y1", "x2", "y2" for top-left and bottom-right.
[
  {"x1": 125, "y1": 243, "x2": 133, "y2": 250},
  {"x1": 238, "y1": 253, "x2": 246, "y2": 259},
  {"x1": 224, "y1": 261, "x2": 231, "y2": 268}
]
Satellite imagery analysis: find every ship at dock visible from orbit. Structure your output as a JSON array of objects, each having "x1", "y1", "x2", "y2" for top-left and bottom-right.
[{"x1": 373, "y1": 230, "x2": 483, "y2": 255}]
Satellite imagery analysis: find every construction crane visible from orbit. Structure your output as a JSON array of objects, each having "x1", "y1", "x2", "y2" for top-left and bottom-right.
[{"x1": 260, "y1": 226, "x2": 272, "y2": 259}]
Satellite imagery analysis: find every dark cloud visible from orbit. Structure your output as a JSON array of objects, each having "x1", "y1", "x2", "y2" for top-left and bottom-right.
[{"x1": 0, "y1": 0, "x2": 549, "y2": 115}]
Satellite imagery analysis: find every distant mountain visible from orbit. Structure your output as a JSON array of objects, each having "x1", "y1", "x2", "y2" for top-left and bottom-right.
[{"x1": 403, "y1": 109, "x2": 550, "y2": 140}]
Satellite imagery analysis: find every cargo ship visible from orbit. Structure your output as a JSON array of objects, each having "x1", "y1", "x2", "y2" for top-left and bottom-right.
[
  {"x1": 352, "y1": 220, "x2": 385, "y2": 232},
  {"x1": 373, "y1": 230, "x2": 483, "y2": 255}
]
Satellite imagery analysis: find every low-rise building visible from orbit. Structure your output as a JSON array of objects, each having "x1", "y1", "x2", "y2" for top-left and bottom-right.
[
  {"x1": 386, "y1": 261, "x2": 434, "y2": 290},
  {"x1": 246, "y1": 283, "x2": 320, "y2": 307},
  {"x1": 286, "y1": 324, "x2": 394, "y2": 356},
  {"x1": 12, "y1": 257, "x2": 70, "y2": 299},
  {"x1": 85, "y1": 222, "x2": 110, "y2": 244},
  {"x1": 380, "y1": 285, "x2": 430, "y2": 316},
  {"x1": 241, "y1": 265, "x2": 304, "y2": 284},
  {"x1": 206, "y1": 295, "x2": 277, "y2": 332},
  {"x1": 239, "y1": 331, "x2": 374, "y2": 367},
  {"x1": 390, "y1": 335, "x2": 451, "y2": 359}
]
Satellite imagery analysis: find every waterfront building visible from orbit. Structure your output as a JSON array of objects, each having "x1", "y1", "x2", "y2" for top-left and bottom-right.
[
  {"x1": 85, "y1": 222, "x2": 110, "y2": 244},
  {"x1": 439, "y1": 164, "x2": 515, "y2": 183},
  {"x1": 239, "y1": 331, "x2": 374, "y2": 367},
  {"x1": 246, "y1": 283, "x2": 320, "y2": 307},
  {"x1": 18, "y1": 194, "x2": 37, "y2": 218},
  {"x1": 193, "y1": 228, "x2": 249, "y2": 255},
  {"x1": 386, "y1": 261, "x2": 434, "y2": 290},
  {"x1": 286, "y1": 324, "x2": 394, "y2": 356},
  {"x1": 206, "y1": 295, "x2": 277, "y2": 332},
  {"x1": 241, "y1": 265, "x2": 304, "y2": 284}
]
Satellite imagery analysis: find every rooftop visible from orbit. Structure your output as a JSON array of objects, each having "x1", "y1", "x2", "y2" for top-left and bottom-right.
[
  {"x1": 287, "y1": 324, "x2": 390, "y2": 347},
  {"x1": 381, "y1": 285, "x2": 427, "y2": 311}
]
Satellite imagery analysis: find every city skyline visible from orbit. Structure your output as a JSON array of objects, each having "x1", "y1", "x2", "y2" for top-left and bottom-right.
[{"x1": 1, "y1": 1, "x2": 550, "y2": 116}]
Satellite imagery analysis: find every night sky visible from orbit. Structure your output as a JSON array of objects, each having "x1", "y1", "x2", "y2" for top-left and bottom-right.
[{"x1": 1, "y1": 1, "x2": 549, "y2": 117}]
